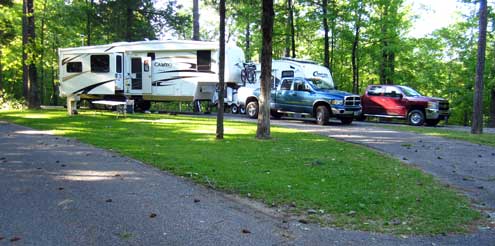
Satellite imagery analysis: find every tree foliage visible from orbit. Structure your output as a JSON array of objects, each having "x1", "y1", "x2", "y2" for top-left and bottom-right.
[{"x1": 0, "y1": 0, "x2": 493, "y2": 126}]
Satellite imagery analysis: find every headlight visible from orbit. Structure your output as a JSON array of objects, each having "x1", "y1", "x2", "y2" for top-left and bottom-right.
[
  {"x1": 427, "y1": 102, "x2": 439, "y2": 109},
  {"x1": 330, "y1": 99, "x2": 343, "y2": 105}
]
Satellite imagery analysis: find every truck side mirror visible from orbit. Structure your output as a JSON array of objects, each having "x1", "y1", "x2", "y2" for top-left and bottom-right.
[
  {"x1": 398, "y1": 94, "x2": 403, "y2": 99},
  {"x1": 304, "y1": 84, "x2": 311, "y2": 91}
]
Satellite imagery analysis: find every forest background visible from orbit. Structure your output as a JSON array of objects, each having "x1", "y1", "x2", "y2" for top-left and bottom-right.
[{"x1": 0, "y1": 0, "x2": 493, "y2": 126}]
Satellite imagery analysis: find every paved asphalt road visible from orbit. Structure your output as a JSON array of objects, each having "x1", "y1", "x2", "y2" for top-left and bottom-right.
[{"x1": 1, "y1": 119, "x2": 495, "y2": 245}]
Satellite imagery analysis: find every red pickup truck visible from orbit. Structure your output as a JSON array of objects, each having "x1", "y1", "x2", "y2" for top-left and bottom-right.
[{"x1": 359, "y1": 85, "x2": 450, "y2": 126}]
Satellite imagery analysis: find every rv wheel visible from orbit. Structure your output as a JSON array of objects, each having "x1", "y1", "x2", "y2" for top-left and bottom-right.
[{"x1": 231, "y1": 104, "x2": 239, "y2": 114}]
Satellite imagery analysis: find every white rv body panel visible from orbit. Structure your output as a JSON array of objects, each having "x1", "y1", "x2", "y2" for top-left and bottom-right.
[{"x1": 58, "y1": 40, "x2": 242, "y2": 103}]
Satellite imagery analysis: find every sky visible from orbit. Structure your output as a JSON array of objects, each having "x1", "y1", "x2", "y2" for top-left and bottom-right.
[
  {"x1": 155, "y1": 0, "x2": 477, "y2": 39},
  {"x1": 405, "y1": 0, "x2": 474, "y2": 37}
]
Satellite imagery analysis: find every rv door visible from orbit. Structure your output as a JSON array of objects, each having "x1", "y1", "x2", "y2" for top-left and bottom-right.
[
  {"x1": 115, "y1": 53, "x2": 124, "y2": 91},
  {"x1": 128, "y1": 56, "x2": 152, "y2": 95}
]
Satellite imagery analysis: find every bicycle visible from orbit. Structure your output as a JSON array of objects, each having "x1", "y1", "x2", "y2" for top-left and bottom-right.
[{"x1": 240, "y1": 62, "x2": 257, "y2": 85}]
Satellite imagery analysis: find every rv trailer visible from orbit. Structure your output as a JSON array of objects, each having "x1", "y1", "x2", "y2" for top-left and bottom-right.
[
  {"x1": 58, "y1": 40, "x2": 244, "y2": 114},
  {"x1": 235, "y1": 57, "x2": 334, "y2": 111}
]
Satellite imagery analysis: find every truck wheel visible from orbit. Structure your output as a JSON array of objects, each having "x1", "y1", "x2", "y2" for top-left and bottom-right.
[
  {"x1": 246, "y1": 101, "x2": 259, "y2": 119},
  {"x1": 425, "y1": 119, "x2": 440, "y2": 126},
  {"x1": 270, "y1": 109, "x2": 283, "y2": 119},
  {"x1": 340, "y1": 117, "x2": 353, "y2": 125},
  {"x1": 240, "y1": 106, "x2": 246, "y2": 114},
  {"x1": 408, "y1": 110, "x2": 425, "y2": 126},
  {"x1": 355, "y1": 113, "x2": 366, "y2": 121},
  {"x1": 231, "y1": 104, "x2": 239, "y2": 114},
  {"x1": 315, "y1": 105, "x2": 330, "y2": 125}
]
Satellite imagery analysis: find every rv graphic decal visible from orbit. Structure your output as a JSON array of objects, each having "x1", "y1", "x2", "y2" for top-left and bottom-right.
[
  {"x1": 152, "y1": 76, "x2": 198, "y2": 86},
  {"x1": 157, "y1": 70, "x2": 214, "y2": 74},
  {"x1": 71, "y1": 79, "x2": 115, "y2": 95},
  {"x1": 104, "y1": 46, "x2": 116, "y2": 52},
  {"x1": 62, "y1": 71, "x2": 90, "y2": 81},
  {"x1": 62, "y1": 55, "x2": 83, "y2": 65},
  {"x1": 313, "y1": 71, "x2": 328, "y2": 78}
]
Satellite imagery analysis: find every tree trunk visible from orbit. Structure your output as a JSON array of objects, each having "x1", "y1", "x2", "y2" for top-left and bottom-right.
[
  {"x1": 471, "y1": 0, "x2": 488, "y2": 134},
  {"x1": 86, "y1": 0, "x2": 93, "y2": 46},
  {"x1": 126, "y1": 5, "x2": 133, "y2": 41},
  {"x1": 289, "y1": 0, "x2": 295, "y2": 58},
  {"x1": 488, "y1": 17, "x2": 495, "y2": 128},
  {"x1": 39, "y1": 0, "x2": 48, "y2": 105},
  {"x1": 245, "y1": 22, "x2": 251, "y2": 61},
  {"x1": 216, "y1": 0, "x2": 225, "y2": 139},
  {"x1": 351, "y1": 3, "x2": 362, "y2": 94},
  {"x1": 284, "y1": 0, "x2": 291, "y2": 57},
  {"x1": 329, "y1": 0, "x2": 336, "y2": 71},
  {"x1": 322, "y1": 0, "x2": 329, "y2": 69},
  {"x1": 257, "y1": 0, "x2": 274, "y2": 139},
  {"x1": 23, "y1": 0, "x2": 39, "y2": 109},
  {"x1": 193, "y1": 0, "x2": 200, "y2": 40},
  {"x1": 0, "y1": 49, "x2": 3, "y2": 90}
]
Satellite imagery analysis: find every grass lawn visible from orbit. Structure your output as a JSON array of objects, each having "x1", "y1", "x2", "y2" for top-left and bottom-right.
[
  {"x1": 0, "y1": 109, "x2": 481, "y2": 234},
  {"x1": 379, "y1": 124, "x2": 495, "y2": 147}
]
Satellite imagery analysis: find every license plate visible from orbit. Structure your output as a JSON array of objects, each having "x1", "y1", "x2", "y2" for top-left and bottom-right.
[{"x1": 354, "y1": 111, "x2": 361, "y2": 116}]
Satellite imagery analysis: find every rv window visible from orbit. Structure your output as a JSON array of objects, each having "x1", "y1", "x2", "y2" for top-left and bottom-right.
[
  {"x1": 281, "y1": 70, "x2": 294, "y2": 78},
  {"x1": 280, "y1": 79, "x2": 292, "y2": 90},
  {"x1": 91, "y1": 55, "x2": 110, "y2": 73},
  {"x1": 197, "y1": 50, "x2": 211, "y2": 72},
  {"x1": 66, "y1": 62, "x2": 82, "y2": 73},
  {"x1": 147, "y1": 52, "x2": 155, "y2": 61},
  {"x1": 116, "y1": 55, "x2": 122, "y2": 73}
]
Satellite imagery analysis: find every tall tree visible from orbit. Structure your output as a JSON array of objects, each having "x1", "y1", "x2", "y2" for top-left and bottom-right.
[
  {"x1": 86, "y1": 0, "x2": 94, "y2": 45},
  {"x1": 22, "y1": 0, "x2": 39, "y2": 108},
  {"x1": 351, "y1": 0, "x2": 364, "y2": 94},
  {"x1": 321, "y1": 0, "x2": 330, "y2": 69},
  {"x1": 284, "y1": 0, "x2": 295, "y2": 57},
  {"x1": 471, "y1": 0, "x2": 488, "y2": 134},
  {"x1": 488, "y1": 15, "x2": 495, "y2": 128},
  {"x1": 0, "y1": 0, "x2": 15, "y2": 90},
  {"x1": 216, "y1": 0, "x2": 225, "y2": 139},
  {"x1": 193, "y1": 0, "x2": 200, "y2": 40},
  {"x1": 257, "y1": 0, "x2": 274, "y2": 139}
]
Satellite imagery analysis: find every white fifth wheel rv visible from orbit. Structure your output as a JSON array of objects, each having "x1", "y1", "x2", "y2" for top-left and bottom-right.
[
  {"x1": 233, "y1": 57, "x2": 334, "y2": 112},
  {"x1": 58, "y1": 40, "x2": 244, "y2": 113}
]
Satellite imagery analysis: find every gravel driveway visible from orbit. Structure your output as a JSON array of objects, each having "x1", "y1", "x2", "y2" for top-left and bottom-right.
[{"x1": 1, "y1": 119, "x2": 494, "y2": 245}]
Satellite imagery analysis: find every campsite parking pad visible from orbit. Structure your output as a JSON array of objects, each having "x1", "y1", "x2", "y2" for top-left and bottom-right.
[{"x1": 1, "y1": 120, "x2": 495, "y2": 245}]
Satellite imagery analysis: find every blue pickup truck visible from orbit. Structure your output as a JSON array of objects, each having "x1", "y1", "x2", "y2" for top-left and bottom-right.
[{"x1": 239, "y1": 77, "x2": 361, "y2": 125}]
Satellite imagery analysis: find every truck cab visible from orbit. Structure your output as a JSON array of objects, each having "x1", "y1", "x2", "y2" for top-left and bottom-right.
[
  {"x1": 244, "y1": 77, "x2": 361, "y2": 125},
  {"x1": 360, "y1": 85, "x2": 450, "y2": 126}
]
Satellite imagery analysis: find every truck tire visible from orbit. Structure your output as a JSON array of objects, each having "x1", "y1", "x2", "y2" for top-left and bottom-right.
[
  {"x1": 231, "y1": 104, "x2": 239, "y2": 114},
  {"x1": 425, "y1": 119, "x2": 440, "y2": 126},
  {"x1": 315, "y1": 105, "x2": 330, "y2": 125},
  {"x1": 340, "y1": 117, "x2": 353, "y2": 125},
  {"x1": 408, "y1": 109, "x2": 425, "y2": 126},
  {"x1": 246, "y1": 101, "x2": 259, "y2": 119},
  {"x1": 270, "y1": 109, "x2": 283, "y2": 119}
]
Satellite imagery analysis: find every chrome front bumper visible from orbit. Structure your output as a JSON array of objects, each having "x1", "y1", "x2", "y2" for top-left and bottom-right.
[
  {"x1": 332, "y1": 107, "x2": 361, "y2": 116},
  {"x1": 426, "y1": 108, "x2": 450, "y2": 120}
]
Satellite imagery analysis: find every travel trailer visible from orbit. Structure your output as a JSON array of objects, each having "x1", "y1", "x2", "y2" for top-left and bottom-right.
[
  {"x1": 58, "y1": 40, "x2": 244, "y2": 113},
  {"x1": 234, "y1": 57, "x2": 335, "y2": 112}
]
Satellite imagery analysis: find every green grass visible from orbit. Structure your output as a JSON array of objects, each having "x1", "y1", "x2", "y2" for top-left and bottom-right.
[
  {"x1": 0, "y1": 109, "x2": 482, "y2": 234},
  {"x1": 379, "y1": 124, "x2": 495, "y2": 147}
]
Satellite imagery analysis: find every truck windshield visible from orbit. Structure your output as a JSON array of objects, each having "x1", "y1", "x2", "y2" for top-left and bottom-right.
[
  {"x1": 399, "y1": 86, "x2": 422, "y2": 97},
  {"x1": 307, "y1": 78, "x2": 334, "y2": 90}
]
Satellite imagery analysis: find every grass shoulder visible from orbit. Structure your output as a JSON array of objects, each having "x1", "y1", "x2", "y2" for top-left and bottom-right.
[
  {"x1": 0, "y1": 109, "x2": 482, "y2": 235},
  {"x1": 379, "y1": 124, "x2": 495, "y2": 147}
]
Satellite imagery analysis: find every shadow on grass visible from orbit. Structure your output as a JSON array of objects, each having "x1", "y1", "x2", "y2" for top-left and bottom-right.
[{"x1": 0, "y1": 109, "x2": 482, "y2": 234}]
